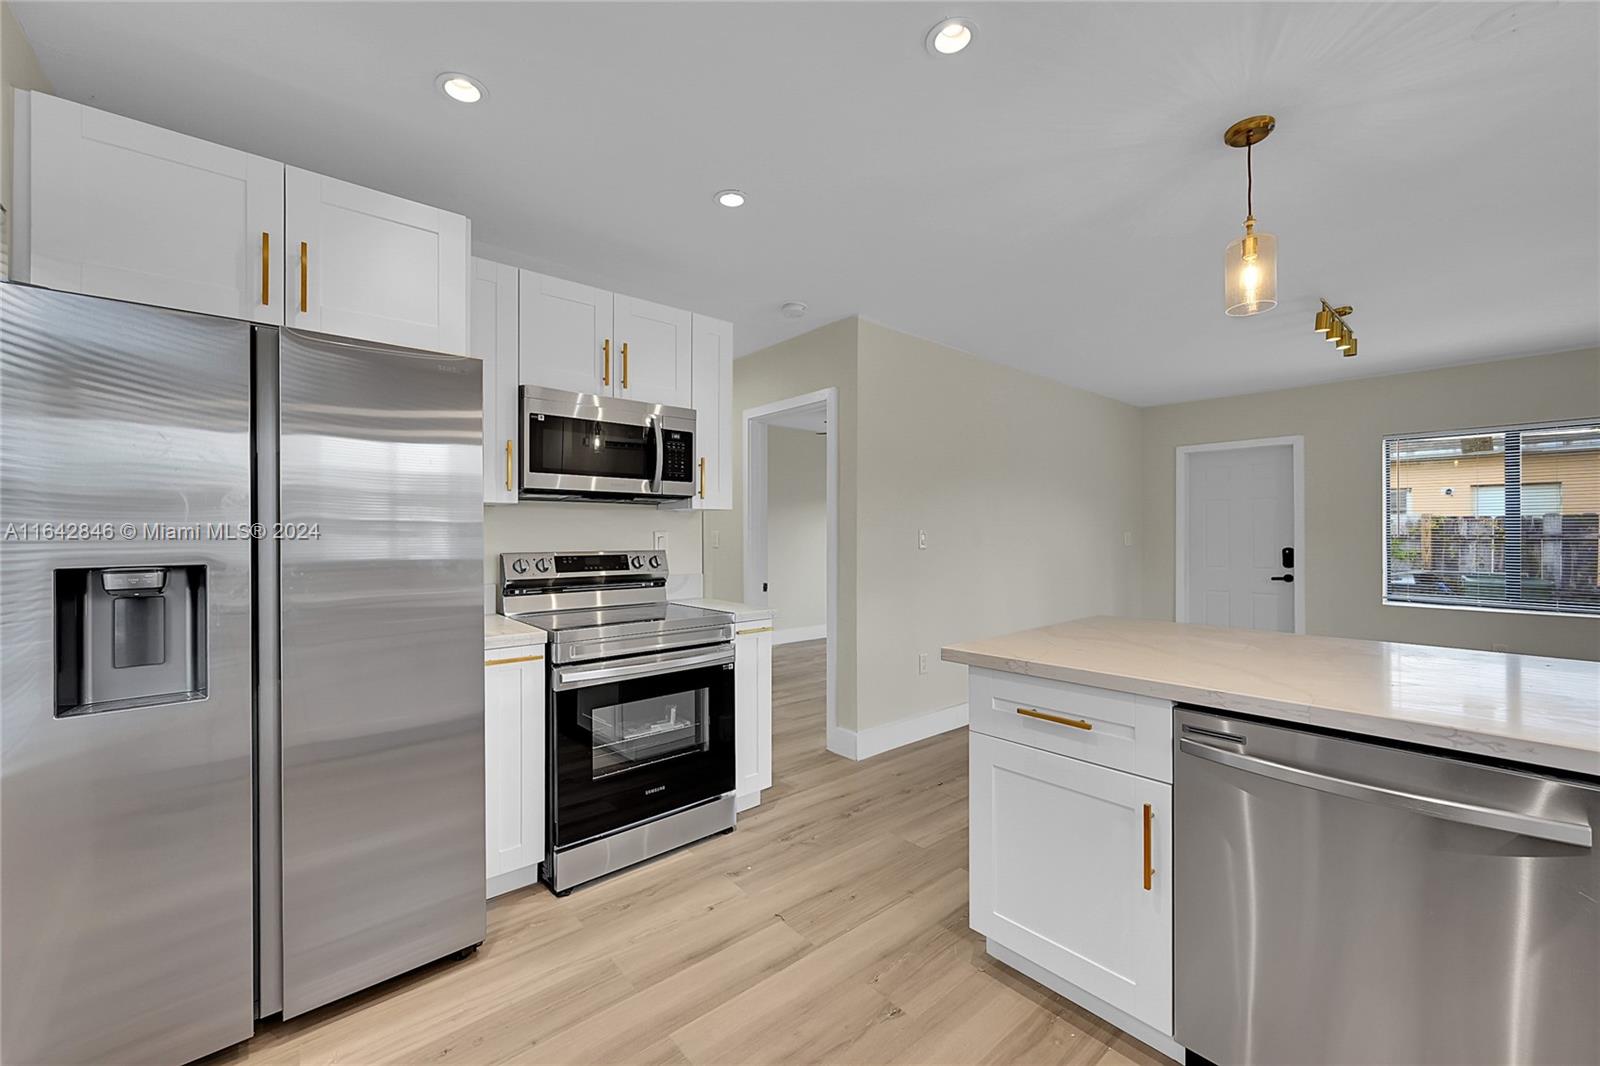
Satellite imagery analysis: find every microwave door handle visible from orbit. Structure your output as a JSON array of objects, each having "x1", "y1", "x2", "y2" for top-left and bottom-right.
[{"x1": 651, "y1": 418, "x2": 664, "y2": 493}]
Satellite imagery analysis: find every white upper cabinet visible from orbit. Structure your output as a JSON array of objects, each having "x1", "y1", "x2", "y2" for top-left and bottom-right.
[
  {"x1": 689, "y1": 314, "x2": 733, "y2": 509},
  {"x1": 613, "y1": 294, "x2": 692, "y2": 408},
  {"x1": 518, "y1": 270, "x2": 612, "y2": 396},
  {"x1": 12, "y1": 91, "x2": 283, "y2": 323},
  {"x1": 284, "y1": 166, "x2": 468, "y2": 355},
  {"x1": 472, "y1": 258, "x2": 520, "y2": 504}
]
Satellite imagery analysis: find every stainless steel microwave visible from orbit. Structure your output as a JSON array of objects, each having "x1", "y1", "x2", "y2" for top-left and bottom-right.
[{"x1": 520, "y1": 386, "x2": 696, "y2": 502}]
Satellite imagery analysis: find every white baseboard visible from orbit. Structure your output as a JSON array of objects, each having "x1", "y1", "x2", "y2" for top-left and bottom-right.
[
  {"x1": 772, "y1": 624, "x2": 827, "y2": 646},
  {"x1": 829, "y1": 702, "x2": 968, "y2": 762},
  {"x1": 986, "y1": 940, "x2": 1185, "y2": 1064}
]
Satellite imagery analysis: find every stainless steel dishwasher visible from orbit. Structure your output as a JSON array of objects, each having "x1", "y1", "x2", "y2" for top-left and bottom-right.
[{"x1": 1174, "y1": 707, "x2": 1599, "y2": 1066}]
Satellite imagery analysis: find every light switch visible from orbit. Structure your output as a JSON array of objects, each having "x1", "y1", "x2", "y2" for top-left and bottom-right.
[
  {"x1": 710, "y1": 530, "x2": 721, "y2": 549},
  {"x1": 918, "y1": 529, "x2": 928, "y2": 550},
  {"x1": 1123, "y1": 531, "x2": 1134, "y2": 547}
]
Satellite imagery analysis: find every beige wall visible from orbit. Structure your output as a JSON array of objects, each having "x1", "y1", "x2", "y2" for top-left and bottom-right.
[
  {"x1": 1141, "y1": 347, "x2": 1600, "y2": 660},
  {"x1": 853, "y1": 319, "x2": 1143, "y2": 731},
  {"x1": 704, "y1": 316, "x2": 861, "y2": 726},
  {"x1": 707, "y1": 316, "x2": 1144, "y2": 736},
  {"x1": 764, "y1": 426, "x2": 828, "y2": 634},
  {"x1": 0, "y1": 0, "x2": 50, "y2": 267}
]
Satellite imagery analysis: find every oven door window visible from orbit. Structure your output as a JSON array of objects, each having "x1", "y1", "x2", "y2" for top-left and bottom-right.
[
  {"x1": 586, "y1": 688, "x2": 708, "y2": 778},
  {"x1": 552, "y1": 660, "x2": 735, "y2": 848},
  {"x1": 527, "y1": 414, "x2": 654, "y2": 481}
]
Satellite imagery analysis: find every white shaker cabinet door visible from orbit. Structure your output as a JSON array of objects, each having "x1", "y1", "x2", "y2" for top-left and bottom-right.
[
  {"x1": 518, "y1": 270, "x2": 612, "y2": 396},
  {"x1": 484, "y1": 647, "x2": 545, "y2": 896},
  {"x1": 613, "y1": 293, "x2": 692, "y2": 407},
  {"x1": 284, "y1": 166, "x2": 468, "y2": 355},
  {"x1": 13, "y1": 91, "x2": 283, "y2": 323},
  {"x1": 969, "y1": 732, "x2": 1173, "y2": 1035},
  {"x1": 472, "y1": 258, "x2": 520, "y2": 504},
  {"x1": 688, "y1": 314, "x2": 733, "y2": 509},
  {"x1": 734, "y1": 622, "x2": 774, "y2": 808}
]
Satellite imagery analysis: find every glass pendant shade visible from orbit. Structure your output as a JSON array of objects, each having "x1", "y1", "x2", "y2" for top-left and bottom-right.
[{"x1": 1224, "y1": 223, "x2": 1278, "y2": 316}]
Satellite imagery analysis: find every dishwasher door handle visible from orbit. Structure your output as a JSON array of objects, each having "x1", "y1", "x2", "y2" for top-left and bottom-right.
[{"x1": 1178, "y1": 738, "x2": 1593, "y2": 848}]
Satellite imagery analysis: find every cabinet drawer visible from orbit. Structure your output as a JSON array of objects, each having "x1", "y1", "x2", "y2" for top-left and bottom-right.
[{"x1": 969, "y1": 669, "x2": 1172, "y2": 783}]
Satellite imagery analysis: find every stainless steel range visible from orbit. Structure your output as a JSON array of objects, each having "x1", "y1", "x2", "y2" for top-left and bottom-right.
[{"x1": 498, "y1": 551, "x2": 737, "y2": 894}]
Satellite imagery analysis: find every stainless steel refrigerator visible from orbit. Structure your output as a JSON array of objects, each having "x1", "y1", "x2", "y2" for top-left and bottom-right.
[{"x1": 0, "y1": 284, "x2": 485, "y2": 1065}]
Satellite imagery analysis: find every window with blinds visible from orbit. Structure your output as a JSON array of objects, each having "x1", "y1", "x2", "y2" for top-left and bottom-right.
[{"x1": 1384, "y1": 420, "x2": 1600, "y2": 617}]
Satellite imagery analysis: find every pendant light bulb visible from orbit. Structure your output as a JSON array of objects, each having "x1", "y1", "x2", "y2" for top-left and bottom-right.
[{"x1": 1222, "y1": 115, "x2": 1279, "y2": 317}]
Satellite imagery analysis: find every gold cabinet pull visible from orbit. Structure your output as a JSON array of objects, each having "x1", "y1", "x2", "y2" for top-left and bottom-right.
[
  {"x1": 485, "y1": 653, "x2": 543, "y2": 667},
  {"x1": 505, "y1": 439, "x2": 513, "y2": 492},
  {"x1": 261, "y1": 232, "x2": 270, "y2": 305},
  {"x1": 698, "y1": 456, "x2": 707, "y2": 499},
  {"x1": 621, "y1": 341, "x2": 629, "y2": 389},
  {"x1": 298, "y1": 241, "x2": 308, "y2": 313},
  {"x1": 1016, "y1": 707, "x2": 1093, "y2": 731},
  {"x1": 603, "y1": 338, "x2": 611, "y2": 387},
  {"x1": 1143, "y1": 803, "x2": 1155, "y2": 891}
]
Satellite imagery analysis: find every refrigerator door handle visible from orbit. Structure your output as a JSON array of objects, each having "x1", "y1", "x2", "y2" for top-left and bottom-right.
[{"x1": 1178, "y1": 738, "x2": 1593, "y2": 847}]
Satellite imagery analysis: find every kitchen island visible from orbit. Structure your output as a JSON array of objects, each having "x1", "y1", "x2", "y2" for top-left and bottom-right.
[{"x1": 942, "y1": 617, "x2": 1600, "y2": 1066}]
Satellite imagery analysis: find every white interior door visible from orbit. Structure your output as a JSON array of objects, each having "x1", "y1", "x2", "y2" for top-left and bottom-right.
[{"x1": 1183, "y1": 443, "x2": 1297, "y2": 632}]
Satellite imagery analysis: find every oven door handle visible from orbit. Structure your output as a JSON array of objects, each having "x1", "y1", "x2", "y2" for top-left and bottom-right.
[{"x1": 553, "y1": 645, "x2": 735, "y2": 691}]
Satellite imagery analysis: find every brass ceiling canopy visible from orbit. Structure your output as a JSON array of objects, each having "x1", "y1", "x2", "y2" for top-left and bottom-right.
[{"x1": 1223, "y1": 115, "x2": 1276, "y2": 149}]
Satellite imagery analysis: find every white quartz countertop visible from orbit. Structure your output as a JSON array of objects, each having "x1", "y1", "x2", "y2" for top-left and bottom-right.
[
  {"x1": 484, "y1": 613, "x2": 547, "y2": 651},
  {"x1": 672, "y1": 598, "x2": 775, "y2": 624},
  {"x1": 942, "y1": 616, "x2": 1600, "y2": 777}
]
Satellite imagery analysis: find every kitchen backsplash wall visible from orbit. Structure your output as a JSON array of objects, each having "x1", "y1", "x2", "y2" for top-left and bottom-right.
[{"x1": 483, "y1": 503, "x2": 705, "y2": 610}]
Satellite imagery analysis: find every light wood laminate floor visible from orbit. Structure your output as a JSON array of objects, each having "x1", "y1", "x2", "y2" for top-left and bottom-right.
[{"x1": 214, "y1": 640, "x2": 1167, "y2": 1066}]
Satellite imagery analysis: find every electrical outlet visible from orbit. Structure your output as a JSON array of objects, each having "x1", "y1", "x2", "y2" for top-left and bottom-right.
[
  {"x1": 653, "y1": 530, "x2": 668, "y2": 552},
  {"x1": 918, "y1": 652, "x2": 929, "y2": 675},
  {"x1": 917, "y1": 528, "x2": 928, "y2": 550}
]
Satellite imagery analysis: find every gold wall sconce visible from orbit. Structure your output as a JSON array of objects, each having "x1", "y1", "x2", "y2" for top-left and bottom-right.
[{"x1": 1314, "y1": 300, "x2": 1357, "y2": 357}]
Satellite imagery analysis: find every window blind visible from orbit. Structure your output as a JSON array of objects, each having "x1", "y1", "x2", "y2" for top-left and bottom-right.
[{"x1": 1383, "y1": 419, "x2": 1600, "y2": 617}]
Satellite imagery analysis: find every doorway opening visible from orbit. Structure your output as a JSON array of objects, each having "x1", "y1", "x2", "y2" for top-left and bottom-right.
[
  {"x1": 743, "y1": 389, "x2": 843, "y2": 757},
  {"x1": 1176, "y1": 436, "x2": 1305, "y2": 633}
]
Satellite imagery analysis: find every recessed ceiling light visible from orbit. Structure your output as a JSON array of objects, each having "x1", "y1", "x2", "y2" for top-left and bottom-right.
[
  {"x1": 780, "y1": 301, "x2": 808, "y2": 319},
  {"x1": 436, "y1": 72, "x2": 486, "y2": 104},
  {"x1": 715, "y1": 189, "x2": 747, "y2": 208},
  {"x1": 926, "y1": 18, "x2": 976, "y2": 56}
]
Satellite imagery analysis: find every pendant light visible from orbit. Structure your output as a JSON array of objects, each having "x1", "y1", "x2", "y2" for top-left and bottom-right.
[{"x1": 1223, "y1": 115, "x2": 1278, "y2": 316}]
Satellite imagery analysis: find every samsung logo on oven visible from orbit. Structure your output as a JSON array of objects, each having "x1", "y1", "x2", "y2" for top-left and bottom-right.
[{"x1": 645, "y1": 786, "x2": 666, "y2": 796}]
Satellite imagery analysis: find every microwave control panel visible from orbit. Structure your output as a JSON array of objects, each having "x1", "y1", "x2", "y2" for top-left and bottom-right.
[{"x1": 661, "y1": 429, "x2": 694, "y2": 484}]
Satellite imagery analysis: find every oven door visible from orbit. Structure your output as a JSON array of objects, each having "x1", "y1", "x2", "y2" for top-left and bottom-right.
[
  {"x1": 549, "y1": 645, "x2": 736, "y2": 848},
  {"x1": 521, "y1": 386, "x2": 660, "y2": 497}
]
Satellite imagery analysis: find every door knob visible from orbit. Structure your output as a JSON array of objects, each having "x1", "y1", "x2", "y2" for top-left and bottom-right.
[{"x1": 1270, "y1": 574, "x2": 1295, "y2": 583}]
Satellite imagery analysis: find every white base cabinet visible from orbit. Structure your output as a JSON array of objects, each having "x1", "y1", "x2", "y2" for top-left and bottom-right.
[
  {"x1": 484, "y1": 644, "x2": 545, "y2": 898},
  {"x1": 968, "y1": 672, "x2": 1175, "y2": 1042},
  {"x1": 734, "y1": 621, "x2": 773, "y2": 810}
]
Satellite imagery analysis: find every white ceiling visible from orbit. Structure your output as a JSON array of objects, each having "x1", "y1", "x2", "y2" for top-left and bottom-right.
[{"x1": 14, "y1": 2, "x2": 1598, "y2": 405}]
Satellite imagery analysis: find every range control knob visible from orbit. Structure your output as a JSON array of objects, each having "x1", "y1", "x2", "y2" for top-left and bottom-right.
[
  {"x1": 648, "y1": 554, "x2": 662, "y2": 569},
  {"x1": 510, "y1": 557, "x2": 530, "y2": 575},
  {"x1": 630, "y1": 555, "x2": 644, "y2": 569},
  {"x1": 533, "y1": 557, "x2": 551, "y2": 573}
]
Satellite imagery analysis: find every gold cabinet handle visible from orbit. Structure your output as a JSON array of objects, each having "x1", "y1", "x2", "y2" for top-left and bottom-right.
[
  {"x1": 699, "y1": 456, "x2": 707, "y2": 500},
  {"x1": 603, "y1": 338, "x2": 611, "y2": 387},
  {"x1": 298, "y1": 241, "x2": 308, "y2": 313},
  {"x1": 505, "y1": 439, "x2": 513, "y2": 492},
  {"x1": 1143, "y1": 803, "x2": 1155, "y2": 891},
  {"x1": 261, "y1": 232, "x2": 270, "y2": 306},
  {"x1": 485, "y1": 653, "x2": 543, "y2": 667},
  {"x1": 1016, "y1": 707, "x2": 1093, "y2": 731},
  {"x1": 621, "y1": 341, "x2": 629, "y2": 389}
]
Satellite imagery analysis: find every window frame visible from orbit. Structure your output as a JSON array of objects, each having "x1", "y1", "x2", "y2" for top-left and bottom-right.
[{"x1": 1382, "y1": 417, "x2": 1600, "y2": 619}]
